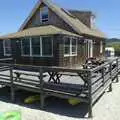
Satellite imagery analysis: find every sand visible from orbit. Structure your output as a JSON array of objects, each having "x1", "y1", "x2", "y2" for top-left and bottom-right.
[{"x1": 0, "y1": 77, "x2": 120, "y2": 120}]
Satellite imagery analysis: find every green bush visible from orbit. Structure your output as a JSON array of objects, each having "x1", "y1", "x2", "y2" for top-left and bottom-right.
[{"x1": 106, "y1": 43, "x2": 120, "y2": 52}]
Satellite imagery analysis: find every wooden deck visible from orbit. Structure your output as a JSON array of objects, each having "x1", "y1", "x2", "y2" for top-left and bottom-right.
[{"x1": 0, "y1": 57, "x2": 120, "y2": 118}]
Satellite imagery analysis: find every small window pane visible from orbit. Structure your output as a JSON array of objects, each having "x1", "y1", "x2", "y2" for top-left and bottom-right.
[
  {"x1": 4, "y1": 40, "x2": 11, "y2": 56},
  {"x1": 72, "y1": 39, "x2": 77, "y2": 54},
  {"x1": 32, "y1": 37, "x2": 40, "y2": 55},
  {"x1": 41, "y1": 7, "x2": 48, "y2": 23},
  {"x1": 42, "y1": 37, "x2": 52, "y2": 56},
  {"x1": 64, "y1": 38, "x2": 70, "y2": 55},
  {"x1": 100, "y1": 41, "x2": 103, "y2": 53},
  {"x1": 21, "y1": 38, "x2": 30, "y2": 55}
]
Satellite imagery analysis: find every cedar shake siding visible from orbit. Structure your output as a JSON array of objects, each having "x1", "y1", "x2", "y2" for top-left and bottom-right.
[
  {"x1": 24, "y1": 3, "x2": 76, "y2": 34},
  {"x1": 69, "y1": 10, "x2": 93, "y2": 28},
  {"x1": 0, "y1": 0, "x2": 106, "y2": 67},
  {"x1": 11, "y1": 35, "x2": 81, "y2": 67}
]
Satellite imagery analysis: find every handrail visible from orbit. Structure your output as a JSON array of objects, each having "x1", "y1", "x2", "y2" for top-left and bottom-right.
[{"x1": 91, "y1": 57, "x2": 119, "y2": 73}]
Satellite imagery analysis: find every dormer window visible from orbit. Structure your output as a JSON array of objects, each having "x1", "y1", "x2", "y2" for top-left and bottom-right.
[
  {"x1": 40, "y1": 6, "x2": 49, "y2": 23},
  {"x1": 90, "y1": 15, "x2": 95, "y2": 28}
]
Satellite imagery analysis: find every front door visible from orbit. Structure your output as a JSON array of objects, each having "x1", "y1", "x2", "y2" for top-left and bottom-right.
[{"x1": 87, "y1": 40, "x2": 93, "y2": 58}]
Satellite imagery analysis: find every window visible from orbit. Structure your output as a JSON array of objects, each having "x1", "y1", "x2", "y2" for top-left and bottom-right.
[
  {"x1": 72, "y1": 39, "x2": 77, "y2": 55},
  {"x1": 100, "y1": 41, "x2": 103, "y2": 53},
  {"x1": 21, "y1": 36, "x2": 53, "y2": 57},
  {"x1": 21, "y1": 38, "x2": 30, "y2": 56},
  {"x1": 31, "y1": 37, "x2": 41, "y2": 56},
  {"x1": 64, "y1": 38, "x2": 70, "y2": 55},
  {"x1": 3, "y1": 40, "x2": 12, "y2": 56},
  {"x1": 40, "y1": 6, "x2": 48, "y2": 23},
  {"x1": 42, "y1": 37, "x2": 53, "y2": 56},
  {"x1": 64, "y1": 37, "x2": 77, "y2": 56}
]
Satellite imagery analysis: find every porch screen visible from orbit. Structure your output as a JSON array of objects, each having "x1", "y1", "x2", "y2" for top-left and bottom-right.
[
  {"x1": 64, "y1": 38, "x2": 70, "y2": 55},
  {"x1": 21, "y1": 38, "x2": 30, "y2": 56},
  {"x1": 21, "y1": 36, "x2": 53, "y2": 57},
  {"x1": 31, "y1": 37, "x2": 40, "y2": 56},
  {"x1": 3, "y1": 40, "x2": 12, "y2": 56},
  {"x1": 42, "y1": 37, "x2": 53, "y2": 56}
]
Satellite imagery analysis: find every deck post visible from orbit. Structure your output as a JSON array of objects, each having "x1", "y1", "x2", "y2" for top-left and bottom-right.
[
  {"x1": 10, "y1": 66, "x2": 15, "y2": 102},
  {"x1": 109, "y1": 63, "x2": 112, "y2": 92},
  {"x1": 87, "y1": 71, "x2": 93, "y2": 118},
  {"x1": 116, "y1": 58, "x2": 119, "y2": 82},
  {"x1": 101, "y1": 67, "x2": 105, "y2": 86},
  {"x1": 39, "y1": 68, "x2": 45, "y2": 109}
]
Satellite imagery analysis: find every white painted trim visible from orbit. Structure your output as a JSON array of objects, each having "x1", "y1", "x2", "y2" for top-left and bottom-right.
[
  {"x1": 100, "y1": 41, "x2": 103, "y2": 53},
  {"x1": 40, "y1": 37, "x2": 42, "y2": 56},
  {"x1": 21, "y1": 55, "x2": 53, "y2": 58},
  {"x1": 21, "y1": 36, "x2": 53, "y2": 57},
  {"x1": 21, "y1": 38, "x2": 30, "y2": 56},
  {"x1": 3, "y1": 40, "x2": 12, "y2": 56},
  {"x1": 19, "y1": 0, "x2": 42, "y2": 31},
  {"x1": 86, "y1": 39, "x2": 93, "y2": 58},
  {"x1": 41, "y1": 36, "x2": 53, "y2": 57},
  {"x1": 30, "y1": 37, "x2": 32, "y2": 57},
  {"x1": 64, "y1": 37, "x2": 77, "y2": 57},
  {"x1": 40, "y1": 6, "x2": 49, "y2": 23}
]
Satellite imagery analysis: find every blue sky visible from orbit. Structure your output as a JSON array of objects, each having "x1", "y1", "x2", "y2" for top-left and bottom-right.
[{"x1": 0, "y1": 0, "x2": 120, "y2": 38}]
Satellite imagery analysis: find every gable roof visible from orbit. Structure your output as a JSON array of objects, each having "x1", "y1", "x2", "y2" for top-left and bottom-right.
[
  {"x1": 0, "y1": 25, "x2": 80, "y2": 39},
  {"x1": 19, "y1": 0, "x2": 106, "y2": 38}
]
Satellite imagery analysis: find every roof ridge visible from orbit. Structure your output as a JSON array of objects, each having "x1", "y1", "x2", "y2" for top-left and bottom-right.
[{"x1": 18, "y1": 0, "x2": 106, "y2": 38}]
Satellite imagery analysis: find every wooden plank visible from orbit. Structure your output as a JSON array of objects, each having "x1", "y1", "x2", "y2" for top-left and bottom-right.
[{"x1": 92, "y1": 79, "x2": 111, "y2": 104}]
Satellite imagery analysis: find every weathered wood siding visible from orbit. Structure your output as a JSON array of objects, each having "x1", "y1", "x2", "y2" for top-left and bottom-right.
[
  {"x1": 69, "y1": 10, "x2": 92, "y2": 28},
  {"x1": 24, "y1": 3, "x2": 76, "y2": 34},
  {"x1": 93, "y1": 39, "x2": 105, "y2": 59},
  {"x1": 11, "y1": 35, "x2": 63, "y2": 66}
]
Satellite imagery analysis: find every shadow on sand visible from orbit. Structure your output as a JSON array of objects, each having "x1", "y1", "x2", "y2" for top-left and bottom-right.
[{"x1": 0, "y1": 86, "x2": 88, "y2": 118}]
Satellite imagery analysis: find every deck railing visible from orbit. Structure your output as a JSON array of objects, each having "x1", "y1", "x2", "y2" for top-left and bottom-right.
[{"x1": 0, "y1": 57, "x2": 119, "y2": 118}]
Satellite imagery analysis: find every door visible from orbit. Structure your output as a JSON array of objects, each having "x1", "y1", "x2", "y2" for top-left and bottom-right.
[{"x1": 87, "y1": 40, "x2": 93, "y2": 58}]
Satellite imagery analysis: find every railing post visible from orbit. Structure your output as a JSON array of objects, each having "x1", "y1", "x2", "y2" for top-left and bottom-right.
[
  {"x1": 39, "y1": 68, "x2": 45, "y2": 109},
  {"x1": 109, "y1": 63, "x2": 112, "y2": 92},
  {"x1": 87, "y1": 70, "x2": 93, "y2": 118},
  {"x1": 101, "y1": 67, "x2": 105, "y2": 86},
  {"x1": 10, "y1": 65, "x2": 15, "y2": 102},
  {"x1": 116, "y1": 58, "x2": 119, "y2": 82}
]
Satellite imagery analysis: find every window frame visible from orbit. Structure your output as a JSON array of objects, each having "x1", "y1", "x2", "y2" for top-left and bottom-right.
[
  {"x1": 64, "y1": 37, "x2": 77, "y2": 57},
  {"x1": 3, "y1": 39, "x2": 12, "y2": 56},
  {"x1": 21, "y1": 36, "x2": 53, "y2": 57},
  {"x1": 21, "y1": 37, "x2": 31, "y2": 57},
  {"x1": 40, "y1": 6, "x2": 49, "y2": 23},
  {"x1": 100, "y1": 41, "x2": 103, "y2": 53},
  {"x1": 41, "y1": 36, "x2": 53, "y2": 57},
  {"x1": 86, "y1": 39, "x2": 93, "y2": 58}
]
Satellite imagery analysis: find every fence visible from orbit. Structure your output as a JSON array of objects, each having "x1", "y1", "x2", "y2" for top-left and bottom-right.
[{"x1": 0, "y1": 57, "x2": 119, "y2": 118}]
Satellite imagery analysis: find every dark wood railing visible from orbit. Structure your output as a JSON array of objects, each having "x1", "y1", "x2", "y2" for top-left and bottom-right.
[{"x1": 0, "y1": 57, "x2": 119, "y2": 118}]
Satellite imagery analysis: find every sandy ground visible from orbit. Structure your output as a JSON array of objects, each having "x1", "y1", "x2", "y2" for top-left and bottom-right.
[{"x1": 0, "y1": 77, "x2": 120, "y2": 120}]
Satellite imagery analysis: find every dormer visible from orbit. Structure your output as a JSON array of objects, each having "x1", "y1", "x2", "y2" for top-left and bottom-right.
[{"x1": 69, "y1": 10, "x2": 96, "y2": 29}]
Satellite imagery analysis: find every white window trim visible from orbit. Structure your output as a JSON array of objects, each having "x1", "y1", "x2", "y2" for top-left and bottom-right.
[
  {"x1": 21, "y1": 36, "x2": 53, "y2": 57},
  {"x1": 100, "y1": 41, "x2": 103, "y2": 53},
  {"x1": 40, "y1": 6, "x2": 49, "y2": 23},
  {"x1": 3, "y1": 40, "x2": 11, "y2": 56},
  {"x1": 21, "y1": 38, "x2": 31, "y2": 57},
  {"x1": 41, "y1": 36, "x2": 53, "y2": 57},
  {"x1": 86, "y1": 39, "x2": 93, "y2": 58},
  {"x1": 64, "y1": 37, "x2": 77, "y2": 57}
]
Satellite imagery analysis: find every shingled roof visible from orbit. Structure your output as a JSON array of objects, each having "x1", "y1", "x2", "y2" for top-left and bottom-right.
[
  {"x1": 19, "y1": 0, "x2": 106, "y2": 38},
  {"x1": 0, "y1": 25, "x2": 80, "y2": 39}
]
